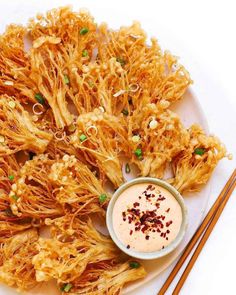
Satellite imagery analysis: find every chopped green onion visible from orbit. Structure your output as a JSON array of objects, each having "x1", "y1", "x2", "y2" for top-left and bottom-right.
[
  {"x1": 134, "y1": 148, "x2": 142, "y2": 159},
  {"x1": 11, "y1": 195, "x2": 19, "y2": 201},
  {"x1": 35, "y1": 93, "x2": 45, "y2": 105},
  {"x1": 99, "y1": 194, "x2": 107, "y2": 204},
  {"x1": 194, "y1": 148, "x2": 205, "y2": 155},
  {"x1": 129, "y1": 261, "x2": 140, "y2": 269},
  {"x1": 116, "y1": 57, "x2": 126, "y2": 66},
  {"x1": 8, "y1": 175, "x2": 14, "y2": 181},
  {"x1": 79, "y1": 134, "x2": 87, "y2": 142},
  {"x1": 61, "y1": 283, "x2": 73, "y2": 292},
  {"x1": 122, "y1": 109, "x2": 129, "y2": 116},
  {"x1": 64, "y1": 75, "x2": 70, "y2": 85},
  {"x1": 82, "y1": 49, "x2": 88, "y2": 57},
  {"x1": 80, "y1": 27, "x2": 89, "y2": 35},
  {"x1": 125, "y1": 163, "x2": 131, "y2": 174}
]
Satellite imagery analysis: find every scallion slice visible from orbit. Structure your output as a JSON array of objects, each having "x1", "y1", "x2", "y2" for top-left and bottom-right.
[
  {"x1": 99, "y1": 194, "x2": 107, "y2": 204},
  {"x1": 80, "y1": 28, "x2": 89, "y2": 35},
  {"x1": 35, "y1": 93, "x2": 45, "y2": 105},
  {"x1": 61, "y1": 283, "x2": 73, "y2": 293},
  {"x1": 79, "y1": 134, "x2": 87, "y2": 142},
  {"x1": 194, "y1": 148, "x2": 205, "y2": 155},
  {"x1": 129, "y1": 261, "x2": 140, "y2": 269}
]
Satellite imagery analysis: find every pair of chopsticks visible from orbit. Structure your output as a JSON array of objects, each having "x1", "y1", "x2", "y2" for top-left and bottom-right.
[{"x1": 158, "y1": 168, "x2": 236, "y2": 295}]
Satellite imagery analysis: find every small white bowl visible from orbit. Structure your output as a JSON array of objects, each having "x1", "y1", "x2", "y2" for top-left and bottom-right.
[{"x1": 106, "y1": 177, "x2": 188, "y2": 260}]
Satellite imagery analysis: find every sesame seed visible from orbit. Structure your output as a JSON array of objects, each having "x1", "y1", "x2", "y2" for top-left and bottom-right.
[
  {"x1": 131, "y1": 135, "x2": 140, "y2": 143},
  {"x1": 149, "y1": 119, "x2": 158, "y2": 129}
]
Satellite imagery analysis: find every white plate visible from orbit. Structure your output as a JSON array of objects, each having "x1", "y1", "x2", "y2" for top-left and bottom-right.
[
  {"x1": 0, "y1": 4, "x2": 211, "y2": 295},
  {"x1": 0, "y1": 89, "x2": 211, "y2": 295}
]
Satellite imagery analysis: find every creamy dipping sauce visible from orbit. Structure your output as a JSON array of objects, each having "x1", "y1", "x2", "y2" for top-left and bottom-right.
[{"x1": 112, "y1": 183, "x2": 182, "y2": 252}]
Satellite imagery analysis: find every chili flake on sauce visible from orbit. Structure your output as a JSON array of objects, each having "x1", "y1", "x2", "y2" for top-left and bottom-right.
[{"x1": 112, "y1": 183, "x2": 182, "y2": 252}]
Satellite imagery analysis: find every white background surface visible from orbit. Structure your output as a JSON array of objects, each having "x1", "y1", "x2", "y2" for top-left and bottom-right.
[{"x1": 0, "y1": 0, "x2": 235, "y2": 294}]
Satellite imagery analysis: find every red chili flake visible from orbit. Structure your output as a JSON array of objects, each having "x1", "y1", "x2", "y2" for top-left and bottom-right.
[
  {"x1": 130, "y1": 208, "x2": 140, "y2": 216},
  {"x1": 153, "y1": 219, "x2": 162, "y2": 225},
  {"x1": 140, "y1": 213, "x2": 148, "y2": 223},
  {"x1": 158, "y1": 196, "x2": 166, "y2": 201},
  {"x1": 138, "y1": 196, "x2": 142, "y2": 199},
  {"x1": 127, "y1": 245, "x2": 130, "y2": 249},
  {"x1": 166, "y1": 221, "x2": 173, "y2": 227},
  {"x1": 145, "y1": 235, "x2": 150, "y2": 240},
  {"x1": 166, "y1": 237, "x2": 169, "y2": 240},
  {"x1": 128, "y1": 217, "x2": 133, "y2": 224},
  {"x1": 123, "y1": 218, "x2": 126, "y2": 221},
  {"x1": 121, "y1": 199, "x2": 172, "y2": 241},
  {"x1": 133, "y1": 202, "x2": 140, "y2": 208},
  {"x1": 150, "y1": 186, "x2": 155, "y2": 191},
  {"x1": 146, "y1": 184, "x2": 152, "y2": 190},
  {"x1": 167, "y1": 230, "x2": 170, "y2": 234},
  {"x1": 162, "y1": 246, "x2": 164, "y2": 249},
  {"x1": 141, "y1": 225, "x2": 149, "y2": 233},
  {"x1": 166, "y1": 208, "x2": 170, "y2": 213}
]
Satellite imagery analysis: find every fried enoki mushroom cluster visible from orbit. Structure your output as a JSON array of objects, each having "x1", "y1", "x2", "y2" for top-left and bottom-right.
[{"x1": 0, "y1": 6, "x2": 229, "y2": 294}]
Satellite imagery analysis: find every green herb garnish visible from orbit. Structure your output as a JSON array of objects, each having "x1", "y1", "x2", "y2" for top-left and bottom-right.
[
  {"x1": 35, "y1": 93, "x2": 45, "y2": 104},
  {"x1": 64, "y1": 75, "x2": 70, "y2": 85},
  {"x1": 11, "y1": 195, "x2": 19, "y2": 201},
  {"x1": 79, "y1": 134, "x2": 87, "y2": 142},
  {"x1": 82, "y1": 49, "x2": 88, "y2": 57},
  {"x1": 129, "y1": 261, "x2": 141, "y2": 269},
  {"x1": 122, "y1": 109, "x2": 129, "y2": 116},
  {"x1": 194, "y1": 148, "x2": 205, "y2": 155},
  {"x1": 8, "y1": 175, "x2": 14, "y2": 181},
  {"x1": 134, "y1": 148, "x2": 142, "y2": 159},
  {"x1": 125, "y1": 163, "x2": 131, "y2": 174},
  {"x1": 60, "y1": 283, "x2": 73, "y2": 292},
  {"x1": 80, "y1": 27, "x2": 89, "y2": 35},
  {"x1": 99, "y1": 194, "x2": 107, "y2": 204},
  {"x1": 116, "y1": 57, "x2": 126, "y2": 66}
]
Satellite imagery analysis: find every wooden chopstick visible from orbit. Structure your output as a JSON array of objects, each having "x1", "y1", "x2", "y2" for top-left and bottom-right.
[
  {"x1": 158, "y1": 169, "x2": 236, "y2": 295},
  {"x1": 173, "y1": 174, "x2": 236, "y2": 294}
]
